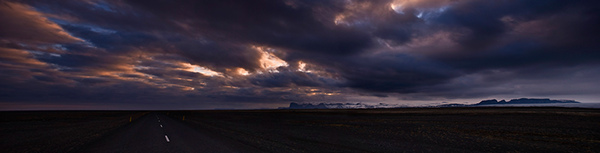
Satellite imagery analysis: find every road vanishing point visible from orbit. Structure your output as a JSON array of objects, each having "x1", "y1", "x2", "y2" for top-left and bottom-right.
[{"x1": 82, "y1": 113, "x2": 260, "y2": 153}]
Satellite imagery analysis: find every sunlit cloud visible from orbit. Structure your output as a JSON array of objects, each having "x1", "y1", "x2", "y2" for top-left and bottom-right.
[
  {"x1": 390, "y1": 0, "x2": 454, "y2": 18},
  {"x1": 180, "y1": 63, "x2": 223, "y2": 77},
  {"x1": 304, "y1": 88, "x2": 340, "y2": 96},
  {"x1": 307, "y1": 92, "x2": 339, "y2": 96},
  {"x1": 334, "y1": 14, "x2": 348, "y2": 25},
  {"x1": 254, "y1": 46, "x2": 288, "y2": 72},
  {"x1": 297, "y1": 61, "x2": 311, "y2": 73},
  {"x1": 390, "y1": 3, "x2": 404, "y2": 14},
  {"x1": 182, "y1": 86, "x2": 195, "y2": 91},
  {"x1": 236, "y1": 68, "x2": 250, "y2": 76}
]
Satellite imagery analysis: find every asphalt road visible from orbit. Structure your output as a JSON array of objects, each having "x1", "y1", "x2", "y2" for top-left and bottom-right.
[{"x1": 82, "y1": 113, "x2": 259, "y2": 153}]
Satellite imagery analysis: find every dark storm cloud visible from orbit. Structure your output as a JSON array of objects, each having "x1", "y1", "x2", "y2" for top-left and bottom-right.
[
  {"x1": 249, "y1": 70, "x2": 341, "y2": 88},
  {"x1": 125, "y1": 0, "x2": 373, "y2": 55},
  {"x1": 1, "y1": 0, "x2": 600, "y2": 109},
  {"x1": 337, "y1": 54, "x2": 456, "y2": 93},
  {"x1": 60, "y1": 24, "x2": 159, "y2": 51},
  {"x1": 430, "y1": 0, "x2": 600, "y2": 53},
  {"x1": 173, "y1": 41, "x2": 263, "y2": 72},
  {"x1": 19, "y1": 0, "x2": 176, "y2": 33}
]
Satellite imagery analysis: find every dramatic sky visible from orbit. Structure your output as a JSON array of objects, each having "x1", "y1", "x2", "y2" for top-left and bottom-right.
[{"x1": 1, "y1": 0, "x2": 599, "y2": 110}]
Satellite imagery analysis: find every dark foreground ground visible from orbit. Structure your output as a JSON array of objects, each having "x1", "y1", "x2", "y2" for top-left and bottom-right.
[
  {"x1": 0, "y1": 111, "x2": 146, "y2": 152},
  {"x1": 1, "y1": 107, "x2": 599, "y2": 153}
]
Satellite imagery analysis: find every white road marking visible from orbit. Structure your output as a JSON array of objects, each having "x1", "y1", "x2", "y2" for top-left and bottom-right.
[
  {"x1": 160, "y1": 124, "x2": 163, "y2": 128},
  {"x1": 165, "y1": 135, "x2": 170, "y2": 142}
]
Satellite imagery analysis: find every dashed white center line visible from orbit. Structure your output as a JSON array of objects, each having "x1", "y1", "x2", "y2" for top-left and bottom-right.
[{"x1": 156, "y1": 114, "x2": 170, "y2": 143}]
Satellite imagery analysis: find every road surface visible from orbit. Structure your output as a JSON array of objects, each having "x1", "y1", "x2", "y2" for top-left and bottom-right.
[{"x1": 82, "y1": 113, "x2": 259, "y2": 153}]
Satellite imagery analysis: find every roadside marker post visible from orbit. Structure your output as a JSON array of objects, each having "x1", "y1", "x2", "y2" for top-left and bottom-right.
[
  {"x1": 129, "y1": 116, "x2": 132, "y2": 122},
  {"x1": 183, "y1": 115, "x2": 185, "y2": 121}
]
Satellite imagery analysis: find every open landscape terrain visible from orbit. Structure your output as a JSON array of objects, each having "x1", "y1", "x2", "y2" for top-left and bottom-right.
[
  {"x1": 1, "y1": 107, "x2": 599, "y2": 152},
  {"x1": 0, "y1": 111, "x2": 146, "y2": 153},
  {"x1": 3, "y1": 1, "x2": 600, "y2": 152}
]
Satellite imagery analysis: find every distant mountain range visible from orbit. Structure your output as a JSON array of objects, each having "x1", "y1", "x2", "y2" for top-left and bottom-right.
[
  {"x1": 477, "y1": 98, "x2": 578, "y2": 105},
  {"x1": 283, "y1": 102, "x2": 405, "y2": 109},
  {"x1": 282, "y1": 98, "x2": 580, "y2": 109},
  {"x1": 438, "y1": 98, "x2": 579, "y2": 107}
]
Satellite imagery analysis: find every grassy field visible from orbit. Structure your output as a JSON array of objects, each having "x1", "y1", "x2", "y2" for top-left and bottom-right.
[
  {"x1": 167, "y1": 107, "x2": 600, "y2": 152},
  {"x1": 1, "y1": 107, "x2": 598, "y2": 152},
  {"x1": 0, "y1": 111, "x2": 146, "y2": 153}
]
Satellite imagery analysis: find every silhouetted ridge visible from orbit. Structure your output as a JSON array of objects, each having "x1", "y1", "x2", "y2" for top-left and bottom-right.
[
  {"x1": 283, "y1": 98, "x2": 581, "y2": 109},
  {"x1": 474, "y1": 98, "x2": 579, "y2": 105},
  {"x1": 284, "y1": 102, "x2": 403, "y2": 109},
  {"x1": 288, "y1": 103, "x2": 328, "y2": 109}
]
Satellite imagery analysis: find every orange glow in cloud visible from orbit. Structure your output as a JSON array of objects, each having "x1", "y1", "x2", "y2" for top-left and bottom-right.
[
  {"x1": 236, "y1": 68, "x2": 250, "y2": 76},
  {"x1": 0, "y1": 2, "x2": 83, "y2": 43},
  {"x1": 0, "y1": 48, "x2": 48, "y2": 67},
  {"x1": 253, "y1": 46, "x2": 288, "y2": 72}
]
